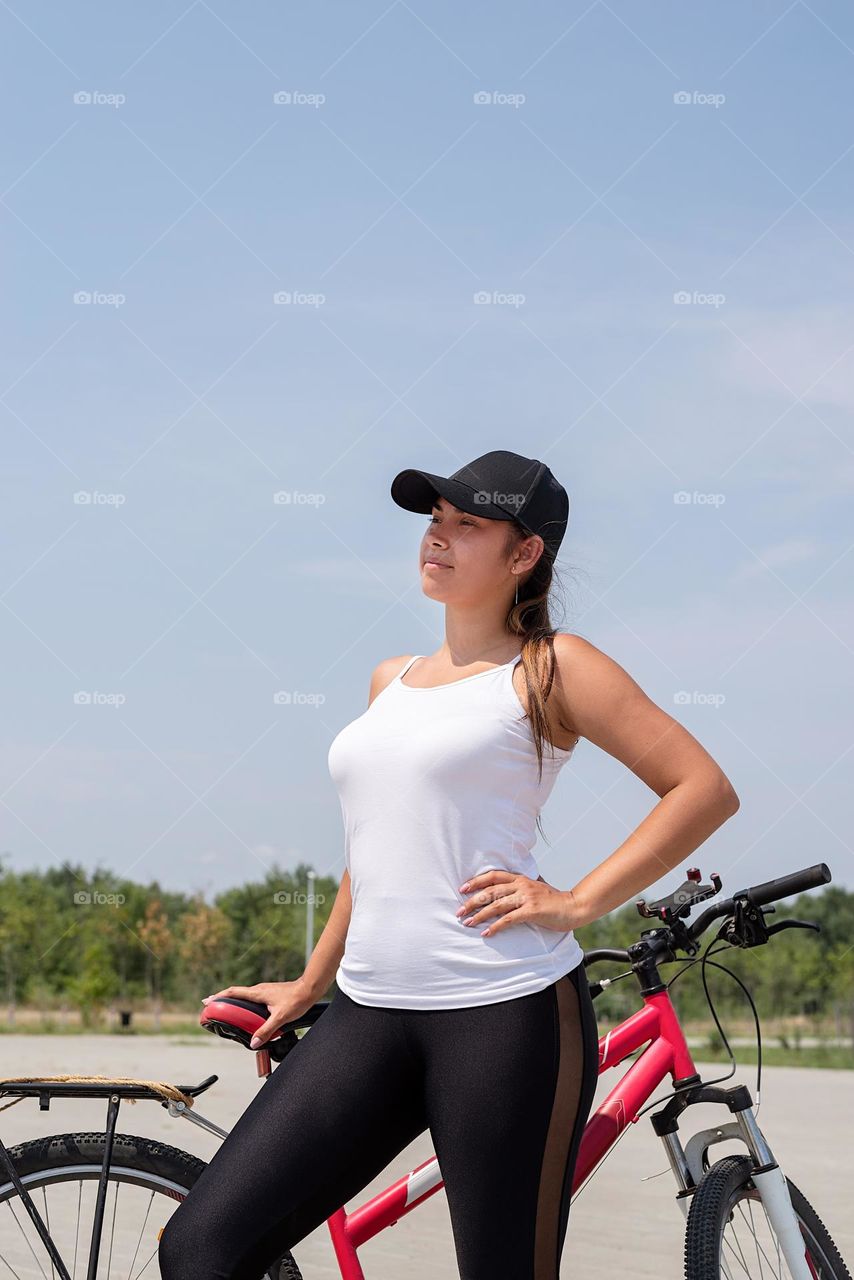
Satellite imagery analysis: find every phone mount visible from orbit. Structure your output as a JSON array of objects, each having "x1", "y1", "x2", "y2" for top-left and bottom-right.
[{"x1": 636, "y1": 867, "x2": 722, "y2": 925}]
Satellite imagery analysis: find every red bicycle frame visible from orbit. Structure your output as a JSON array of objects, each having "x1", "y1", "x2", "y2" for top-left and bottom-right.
[{"x1": 322, "y1": 983, "x2": 697, "y2": 1280}]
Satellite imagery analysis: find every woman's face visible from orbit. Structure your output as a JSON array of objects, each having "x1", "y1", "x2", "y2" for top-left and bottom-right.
[{"x1": 418, "y1": 495, "x2": 534, "y2": 604}]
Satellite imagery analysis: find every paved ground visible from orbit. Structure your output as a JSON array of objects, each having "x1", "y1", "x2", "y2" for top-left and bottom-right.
[{"x1": 0, "y1": 1033, "x2": 851, "y2": 1278}]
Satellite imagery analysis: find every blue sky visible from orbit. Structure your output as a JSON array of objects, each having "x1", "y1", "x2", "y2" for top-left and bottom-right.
[{"x1": 2, "y1": 0, "x2": 852, "y2": 903}]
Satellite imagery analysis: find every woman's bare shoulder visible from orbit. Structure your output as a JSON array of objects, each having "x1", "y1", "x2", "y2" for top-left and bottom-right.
[
  {"x1": 367, "y1": 654, "x2": 415, "y2": 706},
  {"x1": 551, "y1": 633, "x2": 736, "y2": 799},
  {"x1": 550, "y1": 632, "x2": 640, "y2": 733}
]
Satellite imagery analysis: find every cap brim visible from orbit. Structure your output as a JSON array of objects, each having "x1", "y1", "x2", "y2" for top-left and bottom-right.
[{"x1": 390, "y1": 469, "x2": 515, "y2": 521}]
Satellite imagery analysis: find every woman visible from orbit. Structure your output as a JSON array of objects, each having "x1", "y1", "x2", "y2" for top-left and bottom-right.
[{"x1": 159, "y1": 449, "x2": 740, "y2": 1279}]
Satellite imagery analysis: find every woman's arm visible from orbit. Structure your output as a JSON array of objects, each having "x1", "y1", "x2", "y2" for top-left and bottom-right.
[
  {"x1": 299, "y1": 868, "x2": 352, "y2": 1000},
  {"x1": 553, "y1": 633, "x2": 740, "y2": 928}
]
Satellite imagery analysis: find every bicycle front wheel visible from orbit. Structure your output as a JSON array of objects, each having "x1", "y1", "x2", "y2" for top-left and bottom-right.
[
  {"x1": 0, "y1": 1131, "x2": 303, "y2": 1279},
  {"x1": 684, "y1": 1153, "x2": 852, "y2": 1280}
]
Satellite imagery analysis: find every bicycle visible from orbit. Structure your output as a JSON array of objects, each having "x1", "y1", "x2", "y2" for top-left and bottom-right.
[{"x1": 0, "y1": 860, "x2": 849, "y2": 1279}]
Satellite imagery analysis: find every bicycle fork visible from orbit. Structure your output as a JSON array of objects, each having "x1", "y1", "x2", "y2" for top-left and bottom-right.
[{"x1": 652, "y1": 1079, "x2": 814, "y2": 1280}]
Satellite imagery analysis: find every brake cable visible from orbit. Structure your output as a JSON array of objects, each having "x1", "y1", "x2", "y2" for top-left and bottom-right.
[
  {"x1": 581, "y1": 879, "x2": 824, "y2": 1197},
  {"x1": 666, "y1": 935, "x2": 765, "y2": 1109},
  {"x1": 594, "y1": 924, "x2": 764, "y2": 1114},
  {"x1": 574, "y1": 929, "x2": 765, "y2": 1201}
]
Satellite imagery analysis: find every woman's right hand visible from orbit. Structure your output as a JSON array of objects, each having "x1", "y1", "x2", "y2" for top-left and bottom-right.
[{"x1": 201, "y1": 978, "x2": 319, "y2": 1049}]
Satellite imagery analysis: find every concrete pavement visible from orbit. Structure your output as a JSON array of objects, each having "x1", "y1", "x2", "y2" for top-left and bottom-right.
[{"x1": 0, "y1": 1033, "x2": 850, "y2": 1278}]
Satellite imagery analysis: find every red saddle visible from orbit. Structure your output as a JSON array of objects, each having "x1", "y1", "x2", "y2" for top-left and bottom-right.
[{"x1": 200, "y1": 996, "x2": 330, "y2": 1062}]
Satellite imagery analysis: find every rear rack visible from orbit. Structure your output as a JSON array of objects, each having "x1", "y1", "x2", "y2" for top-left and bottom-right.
[
  {"x1": 0, "y1": 1072, "x2": 220, "y2": 1279},
  {"x1": 0, "y1": 1073, "x2": 217, "y2": 1110}
]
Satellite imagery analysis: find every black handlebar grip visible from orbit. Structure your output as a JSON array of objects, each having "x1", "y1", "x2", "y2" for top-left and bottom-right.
[{"x1": 744, "y1": 862, "x2": 831, "y2": 907}]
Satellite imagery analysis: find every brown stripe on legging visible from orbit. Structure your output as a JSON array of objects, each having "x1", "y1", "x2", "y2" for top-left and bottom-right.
[{"x1": 533, "y1": 973, "x2": 585, "y2": 1280}]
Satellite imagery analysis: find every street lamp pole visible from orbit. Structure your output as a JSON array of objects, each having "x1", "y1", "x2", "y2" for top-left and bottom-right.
[{"x1": 305, "y1": 869, "x2": 316, "y2": 966}]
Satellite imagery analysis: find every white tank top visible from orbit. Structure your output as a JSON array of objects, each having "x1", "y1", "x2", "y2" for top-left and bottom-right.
[{"x1": 326, "y1": 653, "x2": 585, "y2": 1009}]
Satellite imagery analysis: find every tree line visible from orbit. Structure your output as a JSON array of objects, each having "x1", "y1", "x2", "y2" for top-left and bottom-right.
[{"x1": 1, "y1": 858, "x2": 852, "y2": 1035}]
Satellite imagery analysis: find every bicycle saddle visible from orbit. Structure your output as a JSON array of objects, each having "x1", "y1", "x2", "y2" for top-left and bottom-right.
[{"x1": 200, "y1": 997, "x2": 330, "y2": 1063}]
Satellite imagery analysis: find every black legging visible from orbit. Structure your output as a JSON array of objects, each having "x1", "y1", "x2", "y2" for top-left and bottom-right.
[{"x1": 159, "y1": 963, "x2": 599, "y2": 1280}]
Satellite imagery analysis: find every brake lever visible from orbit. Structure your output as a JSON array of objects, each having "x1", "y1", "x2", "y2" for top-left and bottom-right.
[
  {"x1": 765, "y1": 917, "x2": 821, "y2": 937},
  {"x1": 720, "y1": 903, "x2": 821, "y2": 949}
]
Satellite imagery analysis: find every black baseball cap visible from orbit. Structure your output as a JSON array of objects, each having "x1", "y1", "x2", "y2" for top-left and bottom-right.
[{"x1": 390, "y1": 450, "x2": 570, "y2": 559}]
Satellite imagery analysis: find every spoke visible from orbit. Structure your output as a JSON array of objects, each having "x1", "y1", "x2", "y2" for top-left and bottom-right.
[
  {"x1": 720, "y1": 1238, "x2": 742, "y2": 1279},
  {"x1": 725, "y1": 1204, "x2": 758, "y2": 1279},
  {"x1": 723, "y1": 1226, "x2": 754, "y2": 1278},
  {"x1": 73, "y1": 1182, "x2": 82, "y2": 1279},
  {"x1": 757, "y1": 1191, "x2": 784, "y2": 1277},
  {"x1": 125, "y1": 1190, "x2": 155, "y2": 1280},
  {"x1": 746, "y1": 1197, "x2": 768, "y2": 1278},
  {"x1": 40, "y1": 1188, "x2": 53, "y2": 1280},
  {"x1": 0, "y1": 1241, "x2": 26, "y2": 1278},
  {"x1": 0, "y1": 1201, "x2": 28, "y2": 1278},
  {"x1": 749, "y1": 1195, "x2": 787, "y2": 1278},
  {"x1": 0, "y1": 1172, "x2": 190, "y2": 1280},
  {"x1": 731, "y1": 1196, "x2": 788, "y2": 1278},
  {"x1": 131, "y1": 1245, "x2": 160, "y2": 1278},
  {"x1": 6, "y1": 1201, "x2": 49, "y2": 1278},
  {"x1": 106, "y1": 1180, "x2": 119, "y2": 1277}
]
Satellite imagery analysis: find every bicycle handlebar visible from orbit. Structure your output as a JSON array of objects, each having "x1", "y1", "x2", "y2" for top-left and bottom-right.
[
  {"x1": 687, "y1": 861, "x2": 831, "y2": 942},
  {"x1": 581, "y1": 948, "x2": 632, "y2": 965},
  {"x1": 742, "y1": 861, "x2": 831, "y2": 907},
  {"x1": 583, "y1": 861, "x2": 832, "y2": 967}
]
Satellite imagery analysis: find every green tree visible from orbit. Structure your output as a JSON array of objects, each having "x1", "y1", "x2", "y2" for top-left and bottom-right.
[
  {"x1": 177, "y1": 896, "x2": 233, "y2": 998},
  {"x1": 137, "y1": 898, "x2": 173, "y2": 1030}
]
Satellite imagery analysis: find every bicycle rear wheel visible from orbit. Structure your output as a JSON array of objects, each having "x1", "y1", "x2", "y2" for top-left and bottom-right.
[
  {"x1": 684, "y1": 1153, "x2": 852, "y2": 1280},
  {"x1": 0, "y1": 1131, "x2": 302, "y2": 1279}
]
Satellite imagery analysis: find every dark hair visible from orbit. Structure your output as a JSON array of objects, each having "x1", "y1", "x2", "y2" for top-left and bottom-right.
[{"x1": 503, "y1": 520, "x2": 577, "y2": 841}]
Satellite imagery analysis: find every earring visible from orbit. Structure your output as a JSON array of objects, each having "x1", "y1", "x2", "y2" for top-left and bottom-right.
[{"x1": 514, "y1": 570, "x2": 519, "y2": 606}]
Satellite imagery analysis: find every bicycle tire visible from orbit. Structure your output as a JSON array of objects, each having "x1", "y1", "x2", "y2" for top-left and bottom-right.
[
  {"x1": 0, "y1": 1131, "x2": 304, "y2": 1280},
  {"x1": 684, "y1": 1152, "x2": 852, "y2": 1280}
]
